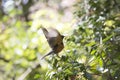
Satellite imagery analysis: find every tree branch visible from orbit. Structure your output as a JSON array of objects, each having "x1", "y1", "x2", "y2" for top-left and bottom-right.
[{"x1": 0, "y1": 56, "x2": 10, "y2": 62}]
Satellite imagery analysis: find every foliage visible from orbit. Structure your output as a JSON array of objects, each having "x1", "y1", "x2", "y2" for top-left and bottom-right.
[{"x1": 46, "y1": 0, "x2": 120, "y2": 80}]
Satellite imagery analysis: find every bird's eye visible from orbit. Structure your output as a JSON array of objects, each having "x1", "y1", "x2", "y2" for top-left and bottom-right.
[{"x1": 60, "y1": 42, "x2": 63, "y2": 45}]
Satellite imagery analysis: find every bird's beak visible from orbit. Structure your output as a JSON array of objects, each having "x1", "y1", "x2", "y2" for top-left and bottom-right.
[{"x1": 62, "y1": 35, "x2": 65, "y2": 39}]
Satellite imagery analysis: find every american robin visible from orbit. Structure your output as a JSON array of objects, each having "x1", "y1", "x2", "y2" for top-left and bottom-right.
[{"x1": 41, "y1": 27, "x2": 64, "y2": 59}]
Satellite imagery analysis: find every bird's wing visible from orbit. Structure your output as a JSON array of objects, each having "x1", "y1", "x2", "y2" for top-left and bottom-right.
[{"x1": 41, "y1": 27, "x2": 49, "y2": 39}]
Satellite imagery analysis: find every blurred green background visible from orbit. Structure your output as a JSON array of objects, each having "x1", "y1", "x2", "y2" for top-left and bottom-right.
[{"x1": 0, "y1": 0, "x2": 120, "y2": 80}]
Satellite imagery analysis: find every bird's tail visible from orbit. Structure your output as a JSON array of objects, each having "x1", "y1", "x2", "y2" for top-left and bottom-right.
[{"x1": 41, "y1": 50, "x2": 53, "y2": 60}]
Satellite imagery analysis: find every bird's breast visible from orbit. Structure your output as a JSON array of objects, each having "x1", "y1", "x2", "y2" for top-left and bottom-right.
[{"x1": 54, "y1": 43, "x2": 64, "y2": 53}]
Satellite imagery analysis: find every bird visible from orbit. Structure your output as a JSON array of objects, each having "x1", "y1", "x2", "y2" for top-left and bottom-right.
[{"x1": 41, "y1": 27, "x2": 64, "y2": 59}]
